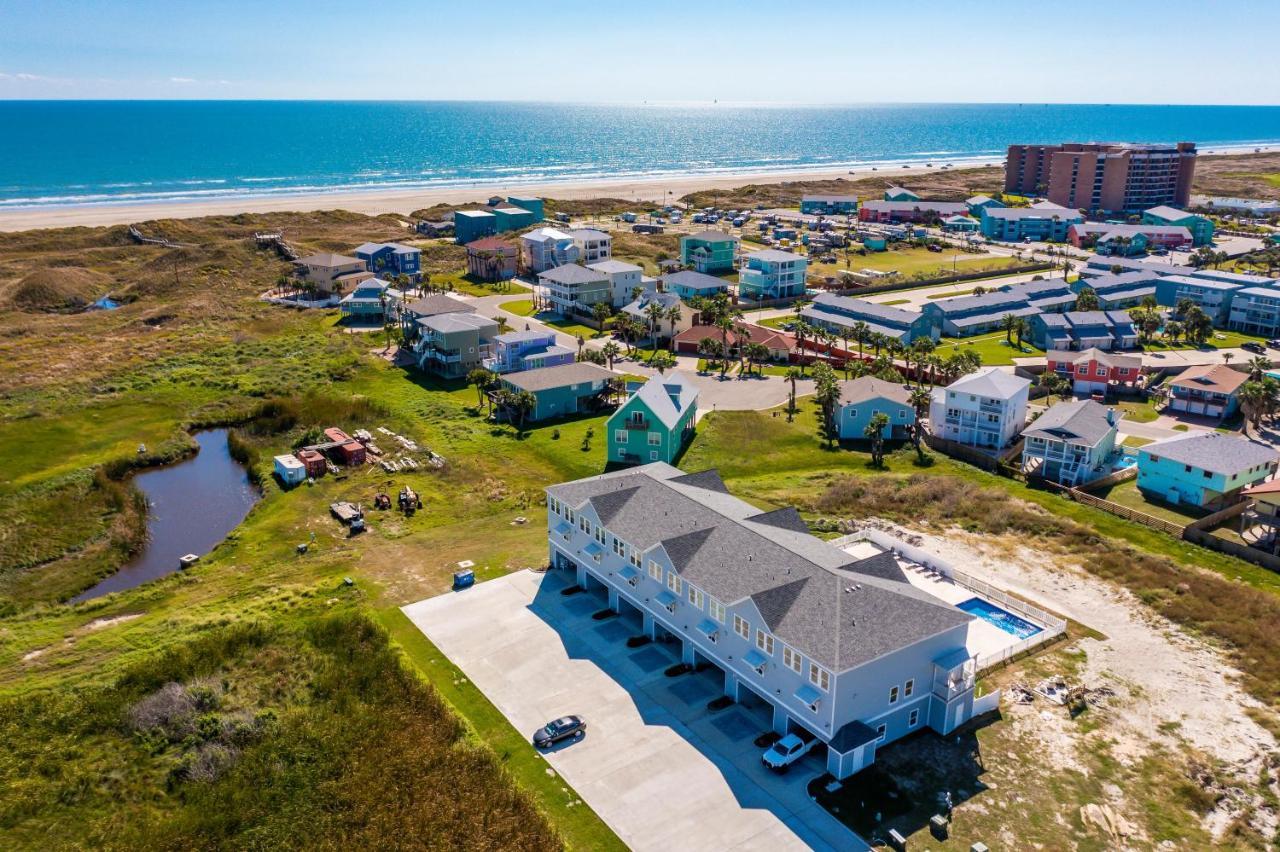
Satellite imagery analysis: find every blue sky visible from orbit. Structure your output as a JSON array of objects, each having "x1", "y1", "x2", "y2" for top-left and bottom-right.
[{"x1": 1, "y1": 0, "x2": 1276, "y2": 104}]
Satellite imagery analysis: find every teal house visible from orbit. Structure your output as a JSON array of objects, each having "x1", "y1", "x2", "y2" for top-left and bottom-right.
[
  {"x1": 679, "y1": 230, "x2": 739, "y2": 274},
  {"x1": 884, "y1": 186, "x2": 920, "y2": 202},
  {"x1": 1136, "y1": 432, "x2": 1278, "y2": 510},
  {"x1": 833, "y1": 376, "x2": 915, "y2": 441},
  {"x1": 498, "y1": 362, "x2": 616, "y2": 422},
  {"x1": 1141, "y1": 205, "x2": 1214, "y2": 246},
  {"x1": 607, "y1": 371, "x2": 698, "y2": 465}
]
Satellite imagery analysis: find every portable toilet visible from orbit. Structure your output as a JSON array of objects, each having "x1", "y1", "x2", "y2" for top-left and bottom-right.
[{"x1": 274, "y1": 454, "x2": 307, "y2": 487}]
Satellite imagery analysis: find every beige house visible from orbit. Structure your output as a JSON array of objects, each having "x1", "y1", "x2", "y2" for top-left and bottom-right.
[{"x1": 294, "y1": 252, "x2": 373, "y2": 297}]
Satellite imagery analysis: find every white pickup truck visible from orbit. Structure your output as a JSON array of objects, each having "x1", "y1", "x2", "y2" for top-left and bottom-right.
[{"x1": 761, "y1": 730, "x2": 818, "y2": 772}]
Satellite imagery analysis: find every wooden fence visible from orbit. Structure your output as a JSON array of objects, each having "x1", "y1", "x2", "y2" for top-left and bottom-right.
[{"x1": 922, "y1": 434, "x2": 1003, "y2": 472}]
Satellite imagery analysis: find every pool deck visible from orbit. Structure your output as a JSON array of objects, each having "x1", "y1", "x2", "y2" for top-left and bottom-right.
[{"x1": 840, "y1": 542, "x2": 1041, "y2": 661}]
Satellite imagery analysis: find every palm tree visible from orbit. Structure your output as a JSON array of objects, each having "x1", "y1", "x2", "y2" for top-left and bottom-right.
[
  {"x1": 811, "y1": 362, "x2": 841, "y2": 447},
  {"x1": 1074, "y1": 286, "x2": 1100, "y2": 312},
  {"x1": 514, "y1": 390, "x2": 537, "y2": 431},
  {"x1": 785, "y1": 366, "x2": 803, "y2": 421},
  {"x1": 1164, "y1": 320, "x2": 1184, "y2": 345},
  {"x1": 744, "y1": 342, "x2": 769, "y2": 376},
  {"x1": 602, "y1": 341, "x2": 621, "y2": 370},
  {"x1": 1001, "y1": 313, "x2": 1020, "y2": 345},
  {"x1": 592, "y1": 300, "x2": 612, "y2": 331},
  {"x1": 864, "y1": 412, "x2": 890, "y2": 467},
  {"x1": 576, "y1": 335, "x2": 585, "y2": 359},
  {"x1": 466, "y1": 368, "x2": 494, "y2": 412},
  {"x1": 644, "y1": 300, "x2": 666, "y2": 353},
  {"x1": 715, "y1": 313, "x2": 737, "y2": 377},
  {"x1": 909, "y1": 337, "x2": 936, "y2": 386},
  {"x1": 851, "y1": 320, "x2": 869, "y2": 362},
  {"x1": 665, "y1": 303, "x2": 683, "y2": 341},
  {"x1": 1248, "y1": 355, "x2": 1271, "y2": 381},
  {"x1": 1238, "y1": 380, "x2": 1273, "y2": 435}
]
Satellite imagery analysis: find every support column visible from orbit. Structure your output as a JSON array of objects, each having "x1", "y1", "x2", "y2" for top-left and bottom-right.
[
  {"x1": 642, "y1": 612, "x2": 656, "y2": 640},
  {"x1": 724, "y1": 671, "x2": 739, "y2": 701},
  {"x1": 607, "y1": 587, "x2": 620, "y2": 613},
  {"x1": 575, "y1": 562, "x2": 587, "y2": 590},
  {"x1": 681, "y1": 639, "x2": 695, "y2": 665},
  {"x1": 772, "y1": 703, "x2": 790, "y2": 735}
]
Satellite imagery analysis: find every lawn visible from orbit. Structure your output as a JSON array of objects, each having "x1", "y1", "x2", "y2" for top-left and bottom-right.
[
  {"x1": 932, "y1": 333, "x2": 1044, "y2": 366},
  {"x1": 496, "y1": 299, "x2": 607, "y2": 339},
  {"x1": 1088, "y1": 479, "x2": 1207, "y2": 526},
  {"x1": 806, "y1": 247, "x2": 1025, "y2": 281},
  {"x1": 1140, "y1": 329, "x2": 1268, "y2": 353},
  {"x1": 925, "y1": 288, "x2": 975, "y2": 299},
  {"x1": 1122, "y1": 435, "x2": 1154, "y2": 448},
  {"x1": 1115, "y1": 399, "x2": 1159, "y2": 423}
]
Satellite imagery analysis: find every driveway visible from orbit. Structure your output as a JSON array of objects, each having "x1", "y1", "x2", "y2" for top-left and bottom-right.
[{"x1": 401, "y1": 570, "x2": 864, "y2": 852}]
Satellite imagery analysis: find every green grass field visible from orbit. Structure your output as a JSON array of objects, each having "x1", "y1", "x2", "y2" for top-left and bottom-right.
[
  {"x1": 932, "y1": 333, "x2": 1044, "y2": 366},
  {"x1": 806, "y1": 247, "x2": 1024, "y2": 281}
]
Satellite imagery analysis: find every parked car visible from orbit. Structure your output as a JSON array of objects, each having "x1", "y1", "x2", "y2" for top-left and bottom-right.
[
  {"x1": 533, "y1": 715, "x2": 586, "y2": 748},
  {"x1": 1267, "y1": 339, "x2": 1280, "y2": 349},
  {"x1": 761, "y1": 730, "x2": 818, "y2": 772},
  {"x1": 1242, "y1": 341, "x2": 1267, "y2": 354}
]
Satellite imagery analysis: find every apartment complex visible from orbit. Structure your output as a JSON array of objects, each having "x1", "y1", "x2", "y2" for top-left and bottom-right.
[
  {"x1": 801, "y1": 292, "x2": 936, "y2": 345},
  {"x1": 1004, "y1": 141, "x2": 1197, "y2": 214}
]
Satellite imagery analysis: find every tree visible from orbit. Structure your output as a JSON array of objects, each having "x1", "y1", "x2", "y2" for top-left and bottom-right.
[
  {"x1": 1074, "y1": 286, "x2": 1100, "y2": 312},
  {"x1": 1163, "y1": 320, "x2": 1184, "y2": 345},
  {"x1": 1248, "y1": 355, "x2": 1271, "y2": 381},
  {"x1": 785, "y1": 366, "x2": 803, "y2": 421},
  {"x1": 1182, "y1": 305, "x2": 1212, "y2": 346},
  {"x1": 665, "y1": 303, "x2": 683, "y2": 341},
  {"x1": 714, "y1": 313, "x2": 738, "y2": 377},
  {"x1": 909, "y1": 338, "x2": 936, "y2": 387},
  {"x1": 744, "y1": 342, "x2": 769, "y2": 376},
  {"x1": 513, "y1": 390, "x2": 537, "y2": 431},
  {"x1": 697, "y1": 337, "x2": 722, "y2": 371},
  {"x1": 592, "y1": 301, "x2": 612, "y2": 329},
  {"x1": 1001, "y1": 313, "x2": 1020, "y2": 345},
  {"x1": 811, "y1": 362, "x2": 840, "y2": 447},
  {"x1": 466, "y1": 368, "x2": 494, "y2": 412},
  {"x1": 1012, "y1": 317, "x2": 1027, "y2": 350},
  {"x1": 644, "y1": 300, "x2": 666, "y2": 352},
  {"x1": 1238, "y1": 379, "x2": 1277, "y2": 435},
  {"x1": 864, "y1": 412, "x2": 890, "y2": 467},
  {"x1": 851, "y1": 320, "x2": 869, "y2": 362},
  {"x1": 602, "y1": 341, "x2": 621, "y2": 370},
  {"x1": 649, "y1": 351, "x2": 677, "y2": 374},
  {"x1": 576, "y1": 335, "x2": 585, "y2": 359}
]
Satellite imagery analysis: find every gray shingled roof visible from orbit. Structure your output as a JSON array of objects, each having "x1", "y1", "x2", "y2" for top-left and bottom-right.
[
  {"x1": 547, "y1": 464, "x2": 972, "y2": 671},
  {"x1": 808, "y1": 292, "x2": 923, "y2": 326},
  {"x1": 837, "y1": 376, "x2": 913, "y2": 408},
  {"x1": 1142, "y1": 433, "x2": 1279, "y2": 476},
  {"x1": 404, "y1": 294, "x2": 477, "y2": 318},
  {"x1": 501, "y1": 362, "x2": 615, "y2": 392},
  {"x1": 1022, "y1": 400, "x2": 1116, "y2": 447},
  {"x1": 538, "y1": 264, "x2": 607, "y2": 285},
  {"x1": 664, "y1": 269, "x2": 730, "y2": 291},
  {"x1": 683, "y1": 229, "x2": 740, "y2": 242},
  {"x1": 629, "y1": 371, "x2": 698, "y2": 429}
]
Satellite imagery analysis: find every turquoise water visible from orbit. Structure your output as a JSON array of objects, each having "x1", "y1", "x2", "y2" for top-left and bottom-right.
[
  {"x1": 2, "y1": 101, "x2": 1279, "y2": 209},
  {"x1": 956, "y1": 597, "x2": 1043, "y2": 639}
]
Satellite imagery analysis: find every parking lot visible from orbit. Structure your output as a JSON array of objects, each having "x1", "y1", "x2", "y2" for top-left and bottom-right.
[{"x1": 402, "y1": 569, "x2": 864, "y2": 852}]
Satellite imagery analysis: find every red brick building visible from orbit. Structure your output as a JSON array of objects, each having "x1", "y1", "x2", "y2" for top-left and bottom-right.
[{"x1": 1004, "y1": 142, "x2": 1196, "y2": 214}]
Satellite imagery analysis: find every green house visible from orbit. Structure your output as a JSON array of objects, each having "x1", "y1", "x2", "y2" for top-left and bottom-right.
[
  {"x1": 607, "y1": 372, "x2": 698, "y2": 465},
  {"x1": 498, "y1": 362, "x2": 616, "y2": 422},
  {"x1": 884, "y1": 186, "x2": 920, "y2": 202},
  {"x1": 1141, "y1": 205, "x2": 1214, "y2": 246},
  {"x1": 679, "y1": 230, "x2": 740, "y2": 274}
]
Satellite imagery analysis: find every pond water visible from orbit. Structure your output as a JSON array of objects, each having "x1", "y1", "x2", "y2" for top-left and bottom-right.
[{"x1": 72, "y1": 429, "x2": 261, "y2": 603}]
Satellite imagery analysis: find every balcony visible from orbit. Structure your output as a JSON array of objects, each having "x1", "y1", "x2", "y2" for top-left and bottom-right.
[{"x1": 624, "y1": 417, "x2": 651, "y2": 430}]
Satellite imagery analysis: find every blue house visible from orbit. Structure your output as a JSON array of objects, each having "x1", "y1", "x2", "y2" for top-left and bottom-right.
[
  {"x1": 453, "y1": 196, "x2": 545, "y2": 244},
  {"x1": 965, "y1": 195, "x2": 1004, "y2": 215},
  {"x1": 1153, "y1": 275, "x2": 1244, "y2": 325},
  {"x1": 1068, "y1": 271, "x2": 1157, "y2": 309},
  {"x1": 801, "y1": 292, "x2": 937, "y2": 345},
  {"x1": 979, "y1": 204, "x2": 1083, "y2": 242},
  {"x1": 800, "y1": 195, "x2": 858, "y2": 215},
  {"x1": 354, "y1": 242, "x2": 422, "y2": 283},
  {"x1": 1137, "y1": 433, "x2": 1278, "y2": 510},
  {"x1": 338, "y1": 278, "x2": 402, "y2": 321},
  {"x1": 663, "y1": 269, "x2": 730, "y2": 302},
  {"x1": 483, "y1": 330, "x2": 575, "y2": 374},
  {"x1": 606, "y1": 372, "x2": 698, "y2": 466},
  {"x1": 833, "y1": 377, "x2": 915, "y2": 440},
  {"x1": 738, "y1": 249, "x2": 808, "y2": 301}
]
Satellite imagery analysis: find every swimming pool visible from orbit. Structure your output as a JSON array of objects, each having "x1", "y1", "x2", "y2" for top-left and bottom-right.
[{"x1": 956, "y1": 597, "x2": 1043, "y2": 639}]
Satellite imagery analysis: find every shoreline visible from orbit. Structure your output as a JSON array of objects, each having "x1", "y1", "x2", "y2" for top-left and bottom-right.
[{"x1": 1, "y1": 143, "x2": 1277, "y2": 233}]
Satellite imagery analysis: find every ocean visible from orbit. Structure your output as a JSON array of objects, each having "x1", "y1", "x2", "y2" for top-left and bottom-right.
[{"x1": 1, "y1": 101, "x2": 1279, "y2": 210}]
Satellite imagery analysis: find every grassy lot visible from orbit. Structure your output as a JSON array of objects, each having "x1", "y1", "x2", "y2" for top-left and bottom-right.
[
  {"x1": 1141, "y1": 329, "x2": 1268, "y2": 353},
  {"x1": 807, "y1": 247, "x2": 1024, "y2": 281},
  {"x1": 496, "y1": 299, "x2": 606, "y2": 339},
  {"x1": 879, "y1": 298, "x2": 909, "y2": 305},
  {"x1": 1089, "y1": 479, "x2": 1207, "y2": 526},
  {"x1": 1122, "y1": 435, "x2": 1154, "y2": 448},
  {"x1": 932, "y1": 333, "x2": 1044, "y2": 366},
  {"x1": 502, "y1": 298, "x2": 538, "y2": 317},
  {"x1": 1116, "y1": 399, "x2": 1159, "y2": 423}
]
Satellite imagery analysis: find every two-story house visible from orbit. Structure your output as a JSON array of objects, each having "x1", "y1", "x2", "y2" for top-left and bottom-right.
[
  {"x1": 569, "y1": 229, "x2": 612, "y2": 264},
  {"x1": 353, "y1": 242, "x2": 422, "y2": 283},
  {"x1": 1027, "y1": 310, "x2": 1137, "y2": 352},
  {"x1": 1046, "y1": 348, "x2": 1143, "y2": 397},
  {"x1": 292, "y1": 252, "x2": 373, "y2": 298},
  {"x1": 606, "y1": 372, "x2": 698, "y2": 465},
  {"x1": 413, "y1": 311, "x2": 499, "y2": 378},
  {"x1": 663, "y1": 269, "x2": 730, "y2": 303},
  {"x1": 545, "y1": 463, "x2": 979, "y2": 781},
  {"x1": 620, "y1": 291, "x2": 693, "y2": 342},
  {"x1": 928, "y1": 368, "x2": 1030, "y2": 450},
  {"x1": 679, "y1": 230, "x2": 740, "y2": 274},
  {"x1": 521, "y1": 227, "x2": 582, "y2": 273},
  {"x1": 337, "y1": 278, "x2": 403, "y2": 321},
  {"x1": 497, "y1": 362, "x2": 615, "y2": 422},
  {"x1": 738, "y1": 249, "x2": 808, "y2": 301},
  {"x1": 465, "y1": 237, "x2": 519, "y2": 282},
  {"x1": 802, "y1": 293, "x2": 937, "y2": 346},
  {"x1": 833, "y1": 377, "x2": 916, "y2": 440},
  {"x1": 538, "y1": 264, "x2": 611, "y2": 317},
  {"x1": 1020, "y1": 399, "x2": 1119, "y2": 486},
  {"x1": 1165, "y1": 364, "x2": 1247, "y2": 420},
  {"x1": 1137, "y1": 433, "x2": 1279, "y2": 509},
  {"x1": 483, "y1": 330, "x2": 575, "y2": 374},
  {"x1": 586, "y1": 259, "x2": 645, "y2": 308}
]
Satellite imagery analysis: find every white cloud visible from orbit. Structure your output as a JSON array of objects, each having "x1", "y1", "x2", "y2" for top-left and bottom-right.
[{"x1": 169, "y1": 76, "x2": 197, "y2": 84}]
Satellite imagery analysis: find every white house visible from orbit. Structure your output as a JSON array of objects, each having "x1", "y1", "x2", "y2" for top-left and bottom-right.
[
  {"x1": 1020, "y1": 399, "x2": 1119, "y2": 486},
  {"x1": 521, "y1": 227, "x2": 581, "y2": 274},
  {"x1": 929, "y1": 367, "x2": 1030, "y2": 450},
  {"x1": 569, "y1": 228, "x2": 613, "y2": 264},
  {"x1": 587, "y1": 259, "x2": 646, "y2": 308}
]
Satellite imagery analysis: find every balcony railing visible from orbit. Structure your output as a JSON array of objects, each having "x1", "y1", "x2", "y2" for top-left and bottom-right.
[{"x1": 624, "y1": 418, "x2": 651, "y2": 430}]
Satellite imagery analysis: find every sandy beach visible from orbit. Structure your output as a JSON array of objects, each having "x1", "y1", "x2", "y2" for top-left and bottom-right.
[{"x1": 0, "y1": 160, "x2": 1001, "y2": 232}]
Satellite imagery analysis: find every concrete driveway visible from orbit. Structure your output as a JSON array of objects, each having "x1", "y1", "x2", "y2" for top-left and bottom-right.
[{"x1": 402, "y1": 570, "x2": 864, "y2": 852}]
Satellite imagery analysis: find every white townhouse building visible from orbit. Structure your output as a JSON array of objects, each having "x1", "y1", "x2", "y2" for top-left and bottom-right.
[
  {"x1": 929, "y1": 367, "x2": 1031, "y2": 450},
  {"x1": 569, "y1": 228, "x2": 613, "y2": 264},
  {"x1": 545, "y1": 463, "x2": 981, "y2": 780}
]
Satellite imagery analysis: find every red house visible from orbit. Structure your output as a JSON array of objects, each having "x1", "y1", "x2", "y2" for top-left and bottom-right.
[{"x1": 1046, "y1": 347, "x2": 1143, "y2": 396}]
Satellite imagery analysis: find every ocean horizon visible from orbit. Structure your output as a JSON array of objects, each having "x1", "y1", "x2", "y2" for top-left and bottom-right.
[{"x1": 2, "y1": 100, "x2": 1279, "y2": 210}]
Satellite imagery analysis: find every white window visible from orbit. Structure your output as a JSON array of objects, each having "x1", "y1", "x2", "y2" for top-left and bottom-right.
[
  {"x1": 612, "y1": 537, "x2": 624, "y2": 556},
  {"x1": 710, "y1": 599, "x2": 725, "y2": 624},
  {"x1": 687, "y1": 585, "x2": 704, "y2": 609},
  {"x1": 595, "y1": 526, "x2": 605, "y2": 545},
  {"x1": 629, "y1": 548, "x2": 641, "y2": 568},
  {"x1": 565, "y1": 508, "x2": 574, "y2": 524},
  {"x1": 734, "y1": 614, "x2": 750, "y2": 640},
  {"x1": 889, "y1": 685, "x2": 899, "y2": 704},
  {"x1": 783, "y1": 646, "x2": 802, "y2": 674},
  {"x1": 904, "y1": 679, "x2": 914, "y2": 698},
  {"x1": 809, "y1": 664, "x2": 830, "y2": 692},
  {"x1": 755, "y1": 630, "x2": 774, "y2": 656},
  {"x1": 579, "y1": 516, "x2": 590, "y2": 534},
  {"x1": 648, "y1": 432, "x2": 661, "y2": 446},
  {"x1": 908, "y1": 709, "x2": 919, "y2": 728},
  {"x1": 876, "y1": 724, "x2": 887, "y2": 742},
  {"x1": 549, "y1": 498, "x2": 559, "y2": 515},
  {"x1": 614, "y1": 429, "x2": 627, "y2": 443},
  {"x1": 648, "y1": 560, "x2": 662, "y2": 581},
  {"x1": 666, "y1": 572, "x2": 682, "y2": 595}
]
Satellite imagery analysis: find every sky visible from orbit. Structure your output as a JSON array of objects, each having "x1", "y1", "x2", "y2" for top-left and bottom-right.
[{"x1": 1, "y1": 0, "x2": 1277, "y2": 105}]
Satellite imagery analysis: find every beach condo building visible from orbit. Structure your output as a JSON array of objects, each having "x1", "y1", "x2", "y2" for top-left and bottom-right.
[
  {"x1": 496, "y1": 362, "x2": 616, "y2": 422},
  {"x1": 679, "y1": 230, "x2": 740, "y2": 274},
  {"x1": 978, "y1": 204, "x2": 1083, "y2": 242},
  {"x1": 965, "y1": 195, "x2": 1005, "y2": 215},
  {"x1": 1020, "y1": 399, "x2": 1119, "y2": 486},
  {"x1": 489, "y1": 204, "x2": 539, "y2": 234},
  {"x1": 942, "y1": 215, "x2": 981, "y2": 233},
  {"x1": 921, "y1": 289, "x2": 1036, "y2": 338},
  {"x1": 800, "y1": 195, "x2": 859, "y2": 215},
  {"x1": 1069, "y1": 271, "x2": 1158, "y2": 310},
  {"x1": 455, "y1": 210, "x2": 499, "y2": 245},
  {"x1": 587, "y1": 259, "x2": 646, "y2": 308},
  {"x1": 1068, "y1": 223, "x2": 1191, "y2": 255},
  {"x1": 929, "y1": 367, "x2": 1030, "y2": 450},
  {"x1": 1153, "y1": 275, "x2": 1244, "y2": 325},
  {"x1": 1227, "y1": 285, "x2": 1280, "y2": 337},
  {"x1": 801, "y1": 292, "x2": 937, "y2": 346},
  {"x1": 452, "y1": 196, "x2": 546, "y2": 244},
  {"x1": 570, "y1": 229, "x2": 612, "y2": 264},
  {"x1": 545, "y1": 463, "x2": 983, "y2": 781},
  {"x1": 292, "y1": 252, "x2": 373, "y2": 297},
  {"x1": 1080, "y1": 254, "x2": 1270, "y2": 289},
  {"x1": 738, "y1": 249, "x2": 808, "y2": 301},
  {"x1": 621, "y1": 291, "x2": 693, "y2": 342},
  {"x1": 465, "y1": 237, "x2": 519, "y2": 282},
  {"x1": 354, "y1": 242, "x2": 422, "y2": 283},
  {"x1": 1165, "y1": 364, "x2": 1247, "y2": 420},
  {"x1": 606, "y1": 372, "x2": 698, "y2": 466},
  {"x1": 1004, "y1": 142, "x2": 1197, "y2": 214},
  {"x1": 413, "y1": 311, "x2": 499, "y2": 378},
  {"x1": 1136, "y1": 433, "x2": 1279, "y2": 510},
  {"x1": 521, "y1": 227, "x2": 582, "y2": 273},
  {"x1": 858, "y1": 200, "x2": 969, "y2": 224},
  {"x1": 538, "y1": 263, "x2": 611, "y2": 317},
  {"x1": 1027, "y1": 310, "x2": 1138, "y2": 352},
  {"x1": 884, "y1": 186, "x2": 921, "y2": 202},
  {"x1": 833, "y1": 377, "x2": 916, "y2": 441},
  {"x1": 506, "y1": 195, "x2": 545, "y2": 220},
  {"x1": 663, "y1": 269, "x2": 731, "y2": 303},
  {"x1": 338, "y1": 278, "x2": 403, "y2": 321},
  {"x1": 484, "y1": 330, "x2": 575, "y2": 374},
  {"x1": 1047, "y1": 348, "x2": 1143, "y2": 396},
  {"x1": 1142, "y1": 205, "x2": 1214, "y2": 246}
]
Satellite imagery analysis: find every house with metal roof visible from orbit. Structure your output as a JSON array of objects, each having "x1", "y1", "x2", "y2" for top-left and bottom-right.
[
  {"x1": 801, "y1": 292, "x2": 936, "y2": 345},
  {"x1": 606, "y1": 372, "x2": 698, "y2": 465},
  {"x1": 833, "y1": 377, "x2": 916, "y2": 440},
  {"x1": 1021, "y1": 400, "x2": 1119, "y2": 486},
  {"x1": 545, "y1": 463, "x2": 981, "y2": 780},
  {"x1": 800, "y1": 195, "x2": 859, "y2": 215},
  {"x1": 928, "y1": 367, "x2": 1030, "y2": 449},
  {"x1": 965, "y1": 195, "x2": 1004, "y2": 215},
  {"x1": 1137, "y1": 433, "x2": 1279, "y2": 509},
  {"x1": 1027, "y1": 310, "x2": 1137, "y2": 352},
  {"x1": 739, "y1": 249, "x2": 808, "y2": 301},
  {"x1": 679, "y1": 230, "x2": 740, "y2": 274},
  {"x1": 1141, "y1": 205, "x2": 1215, "y2": 246},
  {"x1": 497, "y1": 362, "x2": 616, "y2": 421},
  {"x1": 353, "y1": 242, "x2": 422, "y2": 283},
  {"x1": 978, "y1": 204, "x2": 1083, "y2": 242},
  {"x1": 1166, "y1": 364, "x2": 1248, "y2": 420}
]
